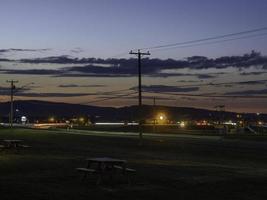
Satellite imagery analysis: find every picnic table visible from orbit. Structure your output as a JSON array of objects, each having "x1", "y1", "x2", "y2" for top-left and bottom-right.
[
  {"x1": 76, "y1": 157, "x2": 136, "y2": 185},
  {"x1": 0, "y1": 139, "x2": 30, "y2": 151},
  {"x1": 3, "y1": 140, "x2": 23, "y2": 148}
]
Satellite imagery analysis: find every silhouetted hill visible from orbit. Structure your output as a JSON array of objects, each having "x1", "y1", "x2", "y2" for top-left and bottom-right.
[{"x1": 0, "y1": 100, "x2": 265, "y2": 122}]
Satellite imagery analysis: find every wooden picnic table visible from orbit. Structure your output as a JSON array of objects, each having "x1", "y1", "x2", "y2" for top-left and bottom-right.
[
  {"x1": 86, "y1": 157, "x2": 127, "y2": 168},
  {"x1": 77, "y1": 157, "x2": 136, "y2": 185},
  {"x1": 0, "y1": 140, "x2": 30, "y2": 152},
  {"x1": 3, "y1": 140, "x2": 23, "y2": 148}
]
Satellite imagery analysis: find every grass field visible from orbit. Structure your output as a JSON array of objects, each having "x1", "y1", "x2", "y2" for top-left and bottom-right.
[
  {"x1": 72, "y1": 124, "x2": 217, "y2": 135},
  {"x1": 0, "y1": 128, "x2": 267, "y2": 200}
]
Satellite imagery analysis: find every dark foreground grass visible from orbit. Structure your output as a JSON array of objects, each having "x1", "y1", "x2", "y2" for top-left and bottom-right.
[
  {"x1": 0, "y1": 128, "x2": 267, "y2": 200},
  {"x1": 225, "y1": 134, "x2": 267, "y2": 141}
]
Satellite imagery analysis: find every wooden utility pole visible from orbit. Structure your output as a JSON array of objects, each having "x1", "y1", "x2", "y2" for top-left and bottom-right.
[
  {"x1": 129, "y1": 49, "x2": 150, "y2": 145},
  {"x1": 6, "y1": 80, "x2": 18, "y2": 128},
  {"x1": 153, "y1": 97, "x2": 156, "y2": 133}
]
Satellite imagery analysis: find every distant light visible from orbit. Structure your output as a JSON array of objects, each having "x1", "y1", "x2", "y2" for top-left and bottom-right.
[
  {"x1": 49, "y1": 117, "x2": 55, "y2": 122},
  {"x1": 96, "y1": 122, "x2": 124, "y2": 125},
  {"x1": 157, "y1": 113, "x2": 166, "y2": 123},
  {"x1": 258, "y1": 121, "x2": 263, "y2": 125},
  {"x1": 21, "y1": 116, "x2": 27, "y2": 122},
  {"x1": 257, "y1": 113, "x2": 260, "y2": 116},
  {"x1": 79, "y1": 117, "x2": 84, "y2": 122},
  {"x1": 224, "y1": 121, "x2": 236, "y2": 126},
  {"x1": 95, "y1": 122, "x2": 138, "y2": 125},
  {"x1": 180, "y1": 121, "x2": 186, "y2": 128},
  {"x1": 196, "y1": 120, "x2": 209, "y2": 126}
]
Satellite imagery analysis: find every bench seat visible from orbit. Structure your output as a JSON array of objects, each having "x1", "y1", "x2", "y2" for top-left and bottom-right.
[
  {"x1": 114, "y1": 165, "x2": 136, "y2": 173},
  {"x1": 19, "y1": 145, "x2": 31, "y2": 148},
  {"x1": 76, "y1": 168, "x2": 96, "y2": 173}
]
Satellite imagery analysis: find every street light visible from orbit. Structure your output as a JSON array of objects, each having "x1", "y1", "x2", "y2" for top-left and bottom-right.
[{"x1": 157, "y1": 113, "x2": 166, "y2": 124}]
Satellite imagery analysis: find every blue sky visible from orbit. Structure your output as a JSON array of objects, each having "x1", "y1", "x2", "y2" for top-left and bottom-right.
[
  {"x1": 0, "y1": 0, "x2": 267, "y2": 113},
  {"x1": 1, "y1": 0, "x2": 267, "y2": 58}
]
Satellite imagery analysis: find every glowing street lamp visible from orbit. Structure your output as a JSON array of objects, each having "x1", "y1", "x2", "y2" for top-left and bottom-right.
[{"x1": 157, "y1": 113, "x2": 166, "y2": 124}]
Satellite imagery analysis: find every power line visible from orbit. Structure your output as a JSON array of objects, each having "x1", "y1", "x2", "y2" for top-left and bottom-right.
[
  {"x1": 177, "y1": 79, "x2": 267, "y2": 88},
  {"x1": 140, "y1": 26, "x2": 267, "y2": 51},
  {"x1": 151, "y1": 32, "x2": 267, "y2": 52},
  {"x1": 80, "y1": 84, "x2": 245, "y2": 104},
  {"x1": 144, "y1": 91, "x2": 267, "y2": 99},
  {"x1": 14, "y1": 82, "x2": 35, "y2": 92},
  {"x1": 99, "y1": 88, "x2": 133, "y2": 95},
  {"x1": 108, "y1": 52, "x2": 130, "y2": 59},
  {"x1": 81, "y1": 91, "x2": 138, "y2": 104}
]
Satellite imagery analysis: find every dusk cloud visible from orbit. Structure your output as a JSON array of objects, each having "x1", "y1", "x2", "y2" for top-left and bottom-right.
[
  {"x1": 58, "y1": 84, "x2": 106, "y2": 88},
  {"x1": 0, "y1": 86, "x2": 92, "y2": 97},
  {"x1": 0, "y1": 86, "x2": 31, "y2": 96},
  {"x1": 240, "y1": 72, "x2": 267, "y2": 76},
  {"x1": 224, "y1": 89, "x2": 267, "y2": 95},
  {"x1": 70, "y1": 48, "x2": 84, "y2": 54},
  {"x1": 15, "y1": 50, "x2": 267, "y2": 70},
  {"x1": 1, "y1": 51, "x2": 267, "y2": 78},
  {"x1": 196, "y1": 74, "x2": 216, "y2": 79},
  {"x1": 1, "y1": 69, "x2": 60, "y2": 75},
  {"x1": 130, "y1": 85, "x2": 200, "y2": 93},
  {"x1": 0, "y1": 48, "x2": 50, "y2": 54},
  {"x1": 8, "y1": 92, "x2": 92, "y2": 98}
]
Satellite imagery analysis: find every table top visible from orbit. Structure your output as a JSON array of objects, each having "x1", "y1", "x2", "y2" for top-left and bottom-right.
[
  {"x1": 86, "y1": 157, "x2": 126, "y2": 163},
  {"x1": 3, "y1": 139, "x2": 23, "y2": 143}
]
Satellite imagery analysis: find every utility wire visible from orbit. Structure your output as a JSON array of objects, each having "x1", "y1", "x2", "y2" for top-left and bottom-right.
[
  {"x1": 140, "y1": 26, "x2": 267, "y2": 51},
  {"x1": 99, "y1": 88, "x2": 133, "y2": 95},
  {"x1": 144, "y1": 91, "x2": 267, "y2": 99},
  {"x1": 107, "y1": 51, "x2": 130, "y2": 59},
  {"x1": 177, "y1": 79, "x2": 267, "y2": 88},
  {"x1": 81, "y1": 91, "x2": 138, "y2": 104},
  {"x1": 151, "y1": 32, "x2": 267, "y2": 52}
]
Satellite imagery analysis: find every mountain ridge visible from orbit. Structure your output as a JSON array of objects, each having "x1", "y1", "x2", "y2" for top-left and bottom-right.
[{"x1": 0, "y1": 100, "x2": 265, "y2": 122}]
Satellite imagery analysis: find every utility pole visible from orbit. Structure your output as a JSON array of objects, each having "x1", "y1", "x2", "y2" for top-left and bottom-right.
[
  {"x1": 153, "y1": 97, "x2": 156, "y2": 133},
  {"x1": 6, "y1": 80, "x2": 18, "y2": 128},
  {"x1": 129, "y1": 49, "x2": 150, "y2": 145},
  {"x1": 215, "y1": 105, "x2": 225, "y2": 135}
]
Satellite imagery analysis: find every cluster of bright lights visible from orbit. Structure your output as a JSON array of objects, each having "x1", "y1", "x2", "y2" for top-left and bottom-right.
[
  {"x1": 196, "y1": 120, "x2": 211, "y2": 126},
  {"x1": 180, "y1": 121, "x2": 186, "y2": 128},
  {"x1": 177, "y1": 121, "x2": 186, "y2": 128},
  {"x1": 224, "y1": 121, "x2": 237, "y2": 126}
]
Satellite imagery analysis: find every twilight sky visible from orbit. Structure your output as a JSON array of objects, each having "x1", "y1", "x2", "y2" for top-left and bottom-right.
[{"x1": 0, "y1": 0, "x2": 267, "y2": 113}]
